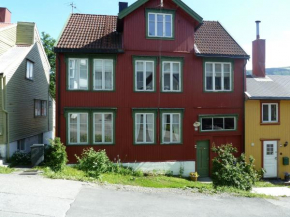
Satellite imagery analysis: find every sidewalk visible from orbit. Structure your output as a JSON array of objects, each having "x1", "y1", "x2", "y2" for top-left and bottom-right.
[{"x1": 252, "y1": 187, "x2": 290, "y2": 197}]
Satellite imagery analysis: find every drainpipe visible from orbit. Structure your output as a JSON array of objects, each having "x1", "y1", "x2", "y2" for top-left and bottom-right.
[
  {"x1": 0, "y1": 75, "x2": 9, "y2": 159},
  {"x1": 57, "y1": 54, "x2": 61, "y2": 137},
  {"x1": 243, "y1": 59, "x2": 248, "y2": 154}
]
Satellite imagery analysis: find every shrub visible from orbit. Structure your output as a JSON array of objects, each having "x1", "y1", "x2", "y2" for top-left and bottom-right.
[
  {"x1": 44, "y1": 137, "x2": 68, "y2": 172},
  {"x1": 76, "y1": 148, "x2": 143, "y2": 178},
  {"x1": 8, "y1": 151, "x2": 31, "y2": 167},
  {"x1": 76, "y1": 148, "x2": 112, "y2": 178},
  {"x1": 212, "y1": 144, "x2": 261, "y2": 191}
]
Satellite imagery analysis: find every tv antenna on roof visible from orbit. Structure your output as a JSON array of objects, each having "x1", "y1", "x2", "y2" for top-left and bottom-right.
[{"x1": 69, "y1": 2, "x2": 76, "y2": 13}]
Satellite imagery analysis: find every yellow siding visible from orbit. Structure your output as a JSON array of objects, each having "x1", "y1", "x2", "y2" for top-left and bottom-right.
[{"x1": 245, "y1": 100, "x2": 290, "y2": 178}]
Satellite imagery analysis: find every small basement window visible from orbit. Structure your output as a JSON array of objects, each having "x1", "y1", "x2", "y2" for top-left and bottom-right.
[{"x1": 200, "y1": 115, "x2": 237, "y2": 132}]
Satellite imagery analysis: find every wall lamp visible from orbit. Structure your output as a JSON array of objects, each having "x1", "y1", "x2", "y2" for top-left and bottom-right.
[{"x1": 284, "y1": 141, "x2": 288, "y2": 147}]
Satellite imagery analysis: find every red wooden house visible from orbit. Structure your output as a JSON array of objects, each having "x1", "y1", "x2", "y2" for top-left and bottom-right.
[{"x1": 54, "y1": 0, "x2": 249, "y2": 177}]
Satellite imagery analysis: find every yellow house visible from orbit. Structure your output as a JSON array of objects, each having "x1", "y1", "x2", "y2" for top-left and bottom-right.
[
  {"x1": 245, "y1": 75, "x2": 290, "y2": 179},
  {"x1": 245, "y1": 21, "x2": 290, "y2": 179}
]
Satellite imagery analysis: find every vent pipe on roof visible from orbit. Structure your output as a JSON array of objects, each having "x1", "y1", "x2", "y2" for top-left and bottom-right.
[
  {"x1": 256, "y1": 20, "x2": 261, "y2": 39},
  {"x1": 119, "y1": 2, "x2": 128, "y2": 13}
]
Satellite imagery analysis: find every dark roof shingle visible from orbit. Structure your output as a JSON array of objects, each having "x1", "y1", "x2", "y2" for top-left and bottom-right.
[
  {"x1": 195, "y1": 21, "x2": 249, "y2": 58},
  {"x1": 55, "y1": 14, "x2": 122, "y2": 52}
]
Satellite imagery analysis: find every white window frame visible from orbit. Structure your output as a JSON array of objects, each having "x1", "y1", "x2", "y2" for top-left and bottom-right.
[
  {"x1": 205, "y1": 62, "x2": 232, "y2": 92},
  {"x1": 135, "y1": 113, "x2": 155, "y2": 144},
  {"x1": 68, "y1": 58, "x2": 89, "y2": 90},
  {"x1": 148, "y1": 12, "x2": 173, "y2": 38},
  {"x1": 262, "y1": 103, "x2": 278, "y2": 123},
  {"x1": 200, "y1": 116, "x2": 237, "y2": 132},
  {"x1": 93, "y1": 112, "x2": 114, "y2": 144},
  {"x1": 135, "y1": 60, "x2": 155, "y2": 92},
  {"x1": 68, "y1": 113, "x2": 89, "y2": 145},
  {"x1": 162, "y1": 61, "x2": 181, "y2": 92},
  {"x1": 162, "y1": 113, "x2": 181, "y2": 144},
  {"x1": 26, "y1": 60, "x2": 34, "y2": 80},
  {"x1": 93, "y1": 59, "x2": 114, "y2": 91}
]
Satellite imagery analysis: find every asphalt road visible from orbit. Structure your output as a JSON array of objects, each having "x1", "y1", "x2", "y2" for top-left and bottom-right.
[{"x1": 1, "y1": 172, "x2": 290, "y2": 217}]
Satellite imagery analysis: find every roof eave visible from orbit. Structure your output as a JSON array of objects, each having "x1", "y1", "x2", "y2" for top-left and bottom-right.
[
  {"x1": 195, "y1": 53, "x2": 250, "y2": 59},
  {"x1": 247, "y1": 96, "x2": 290, "y2": 100},
  {"x1": 54, "y1": 47, "x2": 125, "y2": 54}
]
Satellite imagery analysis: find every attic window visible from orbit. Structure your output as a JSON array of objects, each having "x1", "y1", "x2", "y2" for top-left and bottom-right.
[
  {"x1": 26, "y1": 60, "x2": 34, "y2": 80},
  {"x1": 146, "y1": 9, "x2": 175, "y2": 39}
]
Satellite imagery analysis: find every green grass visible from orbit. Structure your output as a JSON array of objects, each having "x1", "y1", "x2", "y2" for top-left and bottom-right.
[
  {"x1": 0, "y1": 166, "x2": 15, "y2": 174},
  {"x1": 40, "y1": 166, "x2": 275, "y2": 199},
  {"x1": 254, "y1": 181, "x2": 276, "y2": 188}
]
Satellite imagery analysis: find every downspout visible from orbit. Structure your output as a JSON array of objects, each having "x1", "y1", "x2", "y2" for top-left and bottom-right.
[
  {"x1": 243, "y1": 59, "x2": 248, "y2": 154},
  {"x1": 57, "y1": 54, "x2": 61, "y2": 137},
  {"x1": 1, "y1": 75, "x2": 9, "y2": 159}
]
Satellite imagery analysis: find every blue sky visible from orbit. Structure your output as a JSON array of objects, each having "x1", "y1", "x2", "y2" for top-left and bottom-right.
[{"x1": 2, "y1": 0, "x2": 290, "y2": 69}]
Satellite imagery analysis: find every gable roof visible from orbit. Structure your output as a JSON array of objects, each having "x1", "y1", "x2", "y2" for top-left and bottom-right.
[
  {"x1": 118, "y1": 0, "x2": 203, "y2": 23},
  {"x1": 54, "y1": 14, "x2": 123, "y2": 53},
  {"x1": 194, "y1": 21, "x2": 249, "y2": 59},
  {"x1": 246, "y1": 75, "x2": 290, "y2": 100}
]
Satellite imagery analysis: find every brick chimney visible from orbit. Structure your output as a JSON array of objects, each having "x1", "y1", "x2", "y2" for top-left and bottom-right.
[
  {"x1": 119, "y1": 2, "x2": 128, "y2": 13},
  {"x1": 0, "y1": 8, "x2": 11, "y2": 23},
  {"x1": 252, "y1": 21, "x2": 266, "y2": 77}
]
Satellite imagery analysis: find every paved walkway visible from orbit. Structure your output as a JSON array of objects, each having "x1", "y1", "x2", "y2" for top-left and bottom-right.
[{"x1": 252, "y1": 187, "x2": 290, "y2": 197}]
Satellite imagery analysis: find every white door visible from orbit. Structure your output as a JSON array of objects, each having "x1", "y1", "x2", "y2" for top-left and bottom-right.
[{"x1": 263, "y1": 141, "x2": 278, "y2": 178}]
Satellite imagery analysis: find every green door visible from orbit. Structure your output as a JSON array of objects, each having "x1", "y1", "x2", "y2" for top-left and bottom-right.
[{"x1": 196, "y1": 140, "x2": 210, "y2": 177}]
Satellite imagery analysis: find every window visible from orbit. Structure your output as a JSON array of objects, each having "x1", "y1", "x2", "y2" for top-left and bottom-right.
[
  {"x1": 68, "y1": 58, "x2": 88, "y2": 90},
  {"x1": 68, "y1": 113, "x2": 88, "y2": 144},
  {"x1": 26, "y1": 60, "x2": 34, "y2": 80},
  {"x1": 161, "y1": 112, "x2": 182, "y2": 144},
  {"x1": 35, "y1": 100, "x2": 47, "y2": 117},
  {"x1": 162, "y1": 61, "x2": 182, "y2": 92},
  {"x1": 17, "y1": 139, "x2": 25, "y2": 151},
  {"x1": 35, "y1": 100, "x2": 41, "y2": 116},
  {"x1": 134, "y1": 113, "x2": 155, "y2": 144},
  {"x1": 134, "y1": 59, "x2": 155, "y2": 91},
  {"x1": 262, "y1": 103, "x2": 278, "y2": 123},
  {"x1": 41, "y1": 101, "x2": 47, "y2": 116},
  {"x1": 93, "y1": 59, "x2": 114, "y2": 91},
  {"x1": 266, "y1": 144, "x2": 274, "y2": 155},
  {"x1": 148, "y1": 13, "x2": 172, "y2": 38},
  {"x1": 93, "y1": 112, "x2": 114, "y2": 144},
  {"x1": 205, "y1": 62, "x2": 232, "y2": 91},
  {"x1": 200, "y1": 116, "x2": 237, "y2": 132}
]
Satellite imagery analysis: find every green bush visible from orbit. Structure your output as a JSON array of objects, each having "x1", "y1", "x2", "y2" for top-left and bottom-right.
[
  {"x1": 8, "y1": 151, "x2": 31, "y2": 167},
  {"x1": 212, "y1": 144, "x2": 261, "y2": 191},
  {"x1": 75, "y1": 148, "x2": 143, "y2": 178},
  {"x1": 44, "y1": 137, "x2": 68, "y2": 172}
]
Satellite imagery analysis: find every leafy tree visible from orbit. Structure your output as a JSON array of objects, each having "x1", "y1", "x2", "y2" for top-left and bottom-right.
[{"x1": 41, "y1": 32, "x2": 56, "y2": 98}]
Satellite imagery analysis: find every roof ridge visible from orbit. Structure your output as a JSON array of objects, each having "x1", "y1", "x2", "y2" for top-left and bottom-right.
[{"x1": 72, "y1": 13, "x2": 117, "y2": 17}]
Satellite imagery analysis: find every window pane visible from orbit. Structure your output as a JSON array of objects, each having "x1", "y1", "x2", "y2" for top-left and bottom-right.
[
  {"x1": 149, "y1": 14, "x2": 155, "y2": 21},
  {"x1": 224, "y1": 73, "x2": 230, "y2": 90},
  {"x1": 165, "y1": 15, "x2": 171, "y2": 22},
  {"x1": 215, "y1": 72, "x2": 222, "y2": 90},
  {"x1": 164, "y1": 74, "x2": 170, "y2": 90},
  {"x1": 163, "y1": 63, "x2": 170, "y2": 72},
  {"x1": 94, "y1": 114, "x2": 102, "y2": 142},
  {"x1": 165, "y1": 21, "x2": 171, "y2": 37},
  {"x1": 215, "y1": 63, "x2": 222, "y2": 73},
  {"x1": 206, "y1": 63, "x2": 213, "y2": 90},
  {"x1": 80, "y1": 124, "x2": 87, "y2": 143},
  {"x1": 172, "y1": 114, "x2": 179, "y2": 124},
  {"x1": 79, "y1": 60, "x2": 88, "y2": 89},
  {"x1": 136, "y1": 123, "x2": 144, "y2": 142},
  {"x1": 105, "y1": 71, "x2": 112, "y2": 89},
  {"x1": 173, "y1": 63, "x2": 179, "y2": 73},
  {"x1": 149, "y1": 21, "x2": 155, "y2": 36},
  {"x1": 271, "y1": 105, "x2": 277, "y2": 121},
  {"x1": 163, "y1": 123, "x2": 170, "y2": 142},
  {"x1": 70, "y1": 123, "x2": 77, "y2": 143},
  {"x1": 146, "y1": 123, "x2": 154, "y2": 143},
  {"x1": 173, "y1": 73, "x2": 179, "y2": 90},
  {"x1": 206, "y1": 63, "x2": 213, "y2": 73},
  {"x1": 263, "y1": 104, "x2": 269, "y2": 121},
  {"x1": 224, "y1": 64, "x2": 230, "y2": 73},
  {"x1": 137, "y1": 62, "x2": 143, "y2": 71},
  {"x1": 105, "y1": 122, "x2": 112, "y2": 143},
  {"x1": 146, "y1": 62, "x2": 153, "y2": 90},
  {"x1": 146, "y1": 114, "x2": 154, "y2": 124},
  {"x1": 213, "y1": 118, "x2": 223, "y2": 130},
  {"x1": 137, "y1": 71, "x2": 143, "y2": 90},
  {"x1": 225, "y1": 118, "x2": 235, "y2": 129},
  {"x1": 172, "y1": 124, "x2": 180, "y2": 142},
  {"x1": 202, "y1": 118, "x2": 212, "y2": 131},
  {"x1": 157, "y1": 21, "x2": 163, "y2": 36}
]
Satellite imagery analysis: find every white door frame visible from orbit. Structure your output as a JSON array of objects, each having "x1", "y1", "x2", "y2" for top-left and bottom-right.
[{"x1": 263, "y1": 140, "x2": 278, "y2": 178}]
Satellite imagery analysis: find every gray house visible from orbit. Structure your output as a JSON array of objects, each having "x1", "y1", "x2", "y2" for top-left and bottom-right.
[{"x1": 0, "y1": 7, "x2": 55, "y2": 159}]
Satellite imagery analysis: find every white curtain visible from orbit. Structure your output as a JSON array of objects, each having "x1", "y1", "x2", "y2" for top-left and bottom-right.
[
  {"x1": 147, "y1": 114, "x2": 154, "y2": 142},
  {"x1": 136, "y1": 114, "x2": 142, "y2": 142}
]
